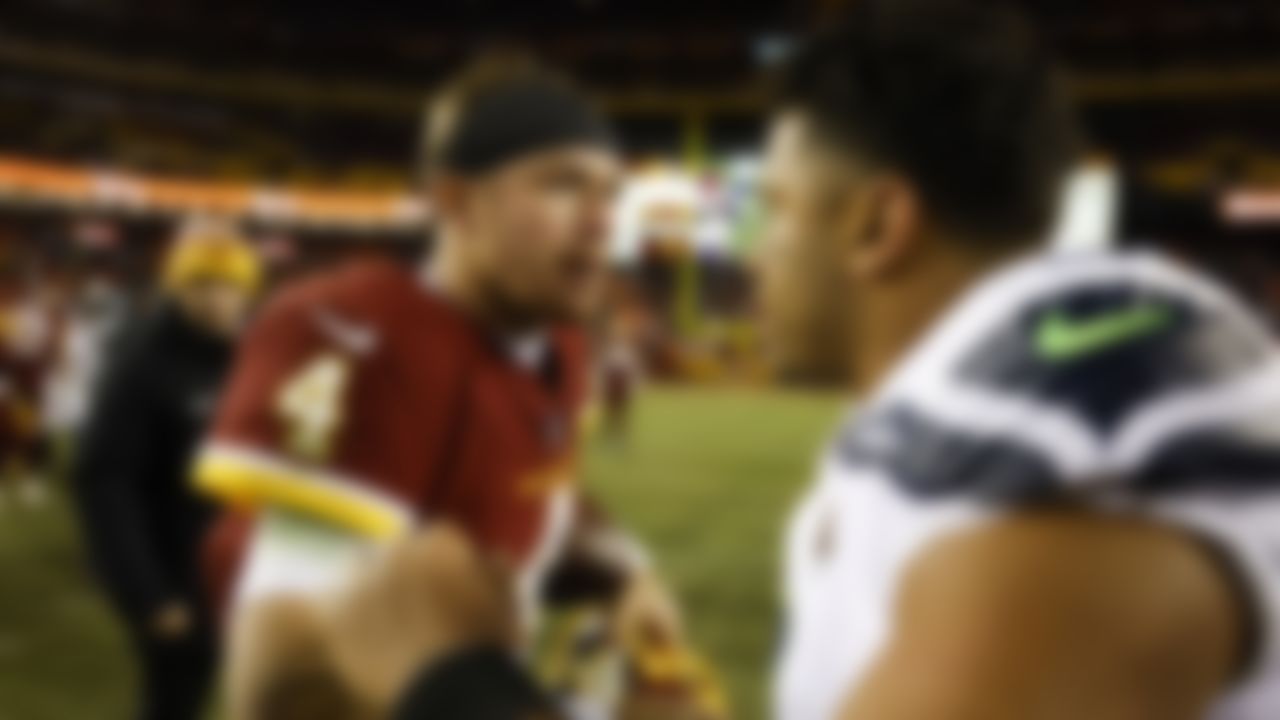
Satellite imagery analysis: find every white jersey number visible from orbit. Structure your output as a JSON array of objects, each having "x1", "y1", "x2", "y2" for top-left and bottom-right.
[{"x1": 275, "y1": 353, "x2": 351, "y2": 461}]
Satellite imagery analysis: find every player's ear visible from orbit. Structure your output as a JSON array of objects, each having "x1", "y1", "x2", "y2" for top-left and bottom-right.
[
  {"x1": 425, "y1": 174, "x2": 470, "y2": 224},
  {"x1": 843, "y1": 174, "x2": 922, "y2": 282}
]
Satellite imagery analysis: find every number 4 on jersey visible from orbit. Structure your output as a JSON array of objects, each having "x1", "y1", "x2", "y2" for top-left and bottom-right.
[{"x1": 275, "y1": 353, "x2": 351, "y2": 461}]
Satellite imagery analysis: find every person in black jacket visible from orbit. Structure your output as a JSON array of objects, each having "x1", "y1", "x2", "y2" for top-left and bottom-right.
[{"x1": 72, "y1": 221, "x2": 261, "y2": 720}]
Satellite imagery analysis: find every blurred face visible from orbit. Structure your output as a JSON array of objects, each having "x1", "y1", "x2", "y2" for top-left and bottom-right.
[
  {"x1": 175, "y1": 279, "x2": 254, "y2": 338},
  {"x1": 759, "y1": 111, "x2": 926, "y2": 385},
  {"x1": 443, "y1": 146, "x2": 622, "y2": 324},
  {"x1": 758, "y1": 113, "x2": 861, "y2": 384}
]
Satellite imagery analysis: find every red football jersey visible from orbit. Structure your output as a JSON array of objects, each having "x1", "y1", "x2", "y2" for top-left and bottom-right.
[{"x1": 195, "y1": 258, "x2": 589, "y2": 613}]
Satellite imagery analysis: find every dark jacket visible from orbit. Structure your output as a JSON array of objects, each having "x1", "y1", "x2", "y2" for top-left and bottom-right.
[{"x1": 71, "y1": 300, "x2": 234, "y2": 625}]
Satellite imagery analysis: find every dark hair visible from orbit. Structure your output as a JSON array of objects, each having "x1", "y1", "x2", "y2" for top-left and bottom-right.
[
  {"x1": 420, "y1": 51, "x2": 609, "y2": 180},
  {"x1": 778, "y1": 0, "x2": 1081, "y2": 242},
  {"x1": 422, "y1": 51, "x2": 542, "y2": 177}
]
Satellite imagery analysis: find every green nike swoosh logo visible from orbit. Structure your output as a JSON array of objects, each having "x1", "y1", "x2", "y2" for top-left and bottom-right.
[{"x1": 1034, "y1": 304, "x2": 1171, "y2": 361}]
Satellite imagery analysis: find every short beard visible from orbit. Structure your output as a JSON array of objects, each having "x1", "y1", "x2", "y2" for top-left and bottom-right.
[{"x1": 477, "y1": 277, "x2": 574, "y2": 332}]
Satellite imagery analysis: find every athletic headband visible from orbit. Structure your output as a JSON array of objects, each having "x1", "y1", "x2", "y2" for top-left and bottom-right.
[{"x1": 437, "y1": 79, "x2": 617, "y2": 175}]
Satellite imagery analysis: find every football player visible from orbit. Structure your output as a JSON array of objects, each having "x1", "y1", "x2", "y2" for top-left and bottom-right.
[
  {"x1": 194, "y1": 55, "x2": 717, "y2": 719},
  {"x1": 764, "y1": 1, "x2": 1280, "y2": 719}
]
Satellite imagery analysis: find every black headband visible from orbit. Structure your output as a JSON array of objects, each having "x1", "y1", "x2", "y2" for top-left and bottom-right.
[{"x1": 438, "y1": 80, "x2": 617, "y2": 175}]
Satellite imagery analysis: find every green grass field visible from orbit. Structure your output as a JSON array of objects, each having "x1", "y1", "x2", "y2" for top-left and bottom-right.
[{"x1": 0, "y1": 386, "x2": 842, "y2": 720}]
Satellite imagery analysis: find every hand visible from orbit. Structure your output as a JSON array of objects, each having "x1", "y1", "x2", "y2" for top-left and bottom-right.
[
  {"x1": 614, "y1": 572, "x2": 684, "y2": 650},
  {"x1": 619, "y1": 645, "x2": 731, "y2": 720},
  {"x1": 322, "y1": 525, "x2": 518, "y2": 708},
  {"x1": 614, "y1": 574, "x2": 730, "y2": 720},
  {"x1": 225, "y1": 524, "x2": 517, "y2": 720},
  {"x1": 150, "y1": 600, "x2": 193, "y2": 641}
]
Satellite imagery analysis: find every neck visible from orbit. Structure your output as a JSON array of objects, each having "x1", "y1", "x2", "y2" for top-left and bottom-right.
[
  {"x1": 426, "y1": 230, "x2": 539, "y2": 336},
  {"x1": 849, "y1": 237, "x2": 1020, "y2": 393}
]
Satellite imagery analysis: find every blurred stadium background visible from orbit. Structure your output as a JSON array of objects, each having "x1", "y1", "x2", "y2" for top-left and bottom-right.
[{"x1": 0, "y1": 1, "x2": 1278, "y2": 719}]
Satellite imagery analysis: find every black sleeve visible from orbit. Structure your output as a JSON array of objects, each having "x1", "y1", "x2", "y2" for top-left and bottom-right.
[
  {"x1": 69, "y1": 341, "x2": 170, "y2": 625},
  {"x1": 393, "y1": 647, "x2": 561, "y2": 720}
]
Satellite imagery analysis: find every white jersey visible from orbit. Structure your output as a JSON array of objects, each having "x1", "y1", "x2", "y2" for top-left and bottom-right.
[{"x1": 776, "y1": 249, "x2": 1280, "y2": 720}]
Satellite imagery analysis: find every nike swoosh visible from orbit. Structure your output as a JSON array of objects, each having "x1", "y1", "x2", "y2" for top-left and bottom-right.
[
  {"x1": 313, "y1": 308, "x2": 379, "y2": 356},
  {"x1": 1034, "y1": 304, "x2": 1171, "y2": 362}
]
